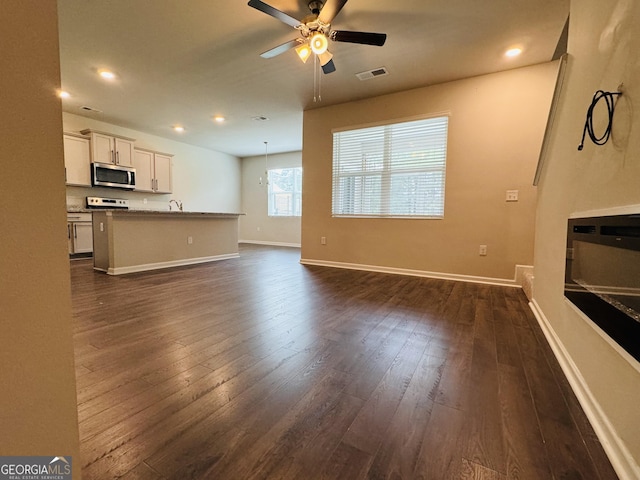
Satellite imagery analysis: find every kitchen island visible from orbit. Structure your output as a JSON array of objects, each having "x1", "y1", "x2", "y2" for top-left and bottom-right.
[{"x1": 91, "y1": 210, "x2": 242, "y2": 275}]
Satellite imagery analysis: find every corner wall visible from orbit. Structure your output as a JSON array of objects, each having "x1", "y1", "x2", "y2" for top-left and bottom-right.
[
  {"x1": 0, "y1": 1, "x2": 81, "y2": 476},
  {"x1": 301, "y1": 62, "x2": 558, "y2": 284},
  {"x1": 532, "y1": 0, "x2": 640, "y2": 477}
]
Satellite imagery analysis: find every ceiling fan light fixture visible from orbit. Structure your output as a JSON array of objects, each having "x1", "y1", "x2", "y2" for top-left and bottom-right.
[
  {"x1": 295, "y1": 43, "x2": 312, "y2": 63},
  {"x1": 310, "y1": 32, "x2": 328, "y2": 55}
]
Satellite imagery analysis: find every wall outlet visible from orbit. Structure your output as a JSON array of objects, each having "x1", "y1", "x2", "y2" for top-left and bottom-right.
[
  {"x1": 321, "y1": 236, "x2": 327, "y2": 245},
  {"x1": 143, "y1": 198, "x2": 147, "y2": 204},
  {"x1": 99, "y1": 222, "x2": 104, "y2": 232},
  {"x1": 479, "y1": 244, "x2": 487, "y2": 256},
  {"x1": 257, "y1": 226, "x2": 261, "y2": 232},
  {"x1": 187, "y1": 236, "x2": 193, "y2": 245},
  {"x1": 506, "y1": 190, "x2": 519, "y2": 202}
]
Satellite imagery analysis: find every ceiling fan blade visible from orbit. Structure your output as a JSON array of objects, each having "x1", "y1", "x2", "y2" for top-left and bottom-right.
[
  {"x1": 321, "y1": 58, "x2": 336, "y2": 74},
  {"x1": 247, "y1": 0, "x2": 301, "y2": 28},
  {"x1": 330, "y1": 30, "x2": 387, "y2": 46},
  {"x1": 318, "y1": 0, "x2": 348, "y2": 24},
  {"x1": 260, "y1": 39, "x2": 302, "y2": 58},
  {"x1": 318, "y1": 50, "x2": 333, "y2": 66}
]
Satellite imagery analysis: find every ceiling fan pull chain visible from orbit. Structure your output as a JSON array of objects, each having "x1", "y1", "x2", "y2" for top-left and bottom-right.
[
  {"x1": 313, "y1": 54, "x2": 318, "y2": 102},
  {"x1": 318, "y1": 60, "x2": 322, "y2": 102}
]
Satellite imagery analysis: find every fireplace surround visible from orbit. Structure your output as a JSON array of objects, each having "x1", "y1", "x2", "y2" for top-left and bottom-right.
[{"x1": 565, "y1": 214, "x2": 640, "y2": 363}]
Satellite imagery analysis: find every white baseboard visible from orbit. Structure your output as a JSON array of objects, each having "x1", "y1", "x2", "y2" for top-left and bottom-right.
[
  {"x1": 239, "y1": 240, "x2": 301, "y2": 248},
  {"x1": 100, "y1": 253, "x2": 240, "y2": 275},
  {"x1": 299, "y1": 258, "x2": 525, "y2": 288},
  {"x1": 529, "y1": 299, "x2": 640, "y2": 480}
]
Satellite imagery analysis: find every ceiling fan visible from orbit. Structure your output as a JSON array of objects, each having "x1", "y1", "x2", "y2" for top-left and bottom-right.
[{"x1": 248, "y1": 0, "x2": 387, "y2": 74}]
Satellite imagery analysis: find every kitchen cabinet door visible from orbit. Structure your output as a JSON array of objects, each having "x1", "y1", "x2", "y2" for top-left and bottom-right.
[
  {"x1": 81, "y1": 129, "x2": 136, "y2": 166},
  {"x1": 133, "y1": 149, "x2": 173, "y2": 193},
  {"x1": 91, "y1": 132, "x2": 115, "y2": 164},
  {"x1": 154, "y1": 153, "x2": 173, "y2": 193},
  {"x1": 72, "y1": 222, "x2": 93, "y2": 253},
  {"x1": 133, "y1": 149, "x2": 154, "y2": 192},
  {"x1": 63, "y1": 134, "x2": 91, "y2": 186},
  {"x1": 114, "y1": 137, "x2": 134, "y2": 166},
  {"x1": 67, "y1": 213, "x2": 93, "y2": 254}
]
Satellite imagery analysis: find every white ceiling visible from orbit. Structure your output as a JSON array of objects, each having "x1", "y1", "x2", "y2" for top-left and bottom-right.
[{"x1": 57, "y1": 0, "x2": 569, "y2": 158}]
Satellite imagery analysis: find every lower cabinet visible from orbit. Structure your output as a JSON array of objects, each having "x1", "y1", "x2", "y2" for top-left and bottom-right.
[{"x1": 67, "y1": 213, "x2": 93, "y2": 254}]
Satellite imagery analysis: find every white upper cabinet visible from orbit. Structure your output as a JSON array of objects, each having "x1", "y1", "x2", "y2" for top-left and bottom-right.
[
  {"x1": 133, "y1": 148, "x2": 173, "y2": 194},
  {"x1": 133, "y1": 149, "x2": 154, "y2": 192},
  {"x1": 153, "y1": 153, "x2": 173, "y2": 194},
  {"x1": 81, "y1": 129, "x2": 135, "y2": 167},
  {"x1": 63, "y1": 133, "x2": 91, "y2": 186}
]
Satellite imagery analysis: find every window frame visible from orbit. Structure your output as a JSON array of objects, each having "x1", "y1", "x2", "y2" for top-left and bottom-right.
[
  {"x1": 267, "y1": 166, "x2": 303, "y2": 217},
  {"x1": 331, "y1": 114, "x2": 449, "y2": 219}
]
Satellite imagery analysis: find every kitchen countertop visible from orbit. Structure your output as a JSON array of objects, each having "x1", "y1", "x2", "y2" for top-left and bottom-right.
[{"x1": 68, "y1": 208, "x2": 243, "y2": 216}]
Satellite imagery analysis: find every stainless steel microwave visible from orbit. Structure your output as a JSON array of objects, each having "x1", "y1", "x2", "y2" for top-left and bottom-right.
[{"x1": 91, "y1": 163, "x2": 136, "y2": 190}]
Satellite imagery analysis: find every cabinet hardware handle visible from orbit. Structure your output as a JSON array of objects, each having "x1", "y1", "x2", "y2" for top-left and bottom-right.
[
  {"x1": 74, "y1": 224, "x2": 78, "y2": 239},
  {"x1": 116, "y1": 151, "x2": 120, "y2": 165},
  {"x1": 67, "y1": 224, "x2": 71, "y2": 239},
  {"x1": 111, "y1": 149, "x2": 115, "y2": 164}
]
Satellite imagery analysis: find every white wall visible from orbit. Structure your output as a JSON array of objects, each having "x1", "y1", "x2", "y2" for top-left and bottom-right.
[
  {"x1": 532, "y1": 0, "x2": 640, "y2": 477},
  {"x1": 239, "y1": 151, "x2": 302, "y2": 246},
  {"x1": 63, "y1": 112, "x2": 241, "y2": 213}
]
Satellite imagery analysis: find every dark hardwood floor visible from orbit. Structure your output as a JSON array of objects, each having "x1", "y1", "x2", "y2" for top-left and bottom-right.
[{"x1": 70, "y1": 244, "x2": 618, "y2": 479}]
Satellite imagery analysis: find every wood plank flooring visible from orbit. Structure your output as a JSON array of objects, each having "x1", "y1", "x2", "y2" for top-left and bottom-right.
[{"x1": 70, "y1": 244, "x2": 618, "y2": 479}]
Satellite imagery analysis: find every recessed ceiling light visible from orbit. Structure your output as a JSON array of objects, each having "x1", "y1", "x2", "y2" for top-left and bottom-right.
[
  {"x1": 98, "y1": 69, "x2": 116, "y2": 80},
  {"x1": 173, "y1": 125, "x2": 185, "y2": 132},
  {"x1": 505, "y1": 47, "x2": 523, "y2": 57},
  {"x1": 58, "y1": 90, "x2": 70, "y2": 99},
  {"x1": 213, "y1": 116, "x2": 225, "y2": 123}
]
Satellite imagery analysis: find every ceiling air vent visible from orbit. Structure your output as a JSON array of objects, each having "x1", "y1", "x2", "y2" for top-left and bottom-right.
[
  {"x1": 80, "y1": 105, "x2": 103, "y2": 113},
  {"x1": 356, "y1": 67, "x2": 389, "y2": 81}
]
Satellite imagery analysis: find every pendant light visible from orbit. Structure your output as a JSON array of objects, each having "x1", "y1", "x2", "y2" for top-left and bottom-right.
[{"x1": 259, "y1": 141, "x2": 269, "y2": 185}]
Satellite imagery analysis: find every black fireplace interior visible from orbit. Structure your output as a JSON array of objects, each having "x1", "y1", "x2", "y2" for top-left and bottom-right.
[{"x1": 565, "y1": 214, "x2": 640, "y2": 363}]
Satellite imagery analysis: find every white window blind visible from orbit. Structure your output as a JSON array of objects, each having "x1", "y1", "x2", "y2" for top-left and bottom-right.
[
  {"x1": 332, "y1": 116, "x2": 448, "y2": 218},
  {"x1": 268, "y1": 167, "x2": 302, "y2": 216}
]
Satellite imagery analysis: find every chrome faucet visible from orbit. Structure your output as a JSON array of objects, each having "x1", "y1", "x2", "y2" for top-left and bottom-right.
[{"x1": 169, "y1": 199, "x2": 183, "y2": 211}]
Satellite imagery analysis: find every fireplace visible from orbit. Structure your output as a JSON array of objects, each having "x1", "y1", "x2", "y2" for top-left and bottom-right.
[{"x1": 565, "y1": 214, "x2": 640, "y2": 363}]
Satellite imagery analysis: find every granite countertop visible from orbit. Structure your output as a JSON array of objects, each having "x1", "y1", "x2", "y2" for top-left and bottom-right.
[
  {"x1": 68, "y1": 208, "x2": 243, "y2": 216},
  {"x1": 67, "y1": 208, "x2": 93, "y2": 213},
  {"x1": 119, "y1": 210, "x2": 243, "y2": 217}
]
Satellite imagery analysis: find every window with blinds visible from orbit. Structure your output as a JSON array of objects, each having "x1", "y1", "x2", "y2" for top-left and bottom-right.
[{"x1": 332, "y1": 115, "x2": 448, "y2": 218}]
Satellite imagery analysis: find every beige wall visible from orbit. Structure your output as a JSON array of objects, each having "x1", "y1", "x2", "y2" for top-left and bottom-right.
[
  {"x1": 533, "y1": 0, "x2": 640, "y2": 476},
  {"x1": 64, "y1": 113, "x2": 242, "y2": 214},
  {"x1": 240, "y1": 151, "x2": 302, "y2": 246},
  {"x1": 0, "y1": 0, "x2": 81, "y2": 476},
  {"x1": 301, "y1": 62, "x2": 558, "y2": 283}
]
